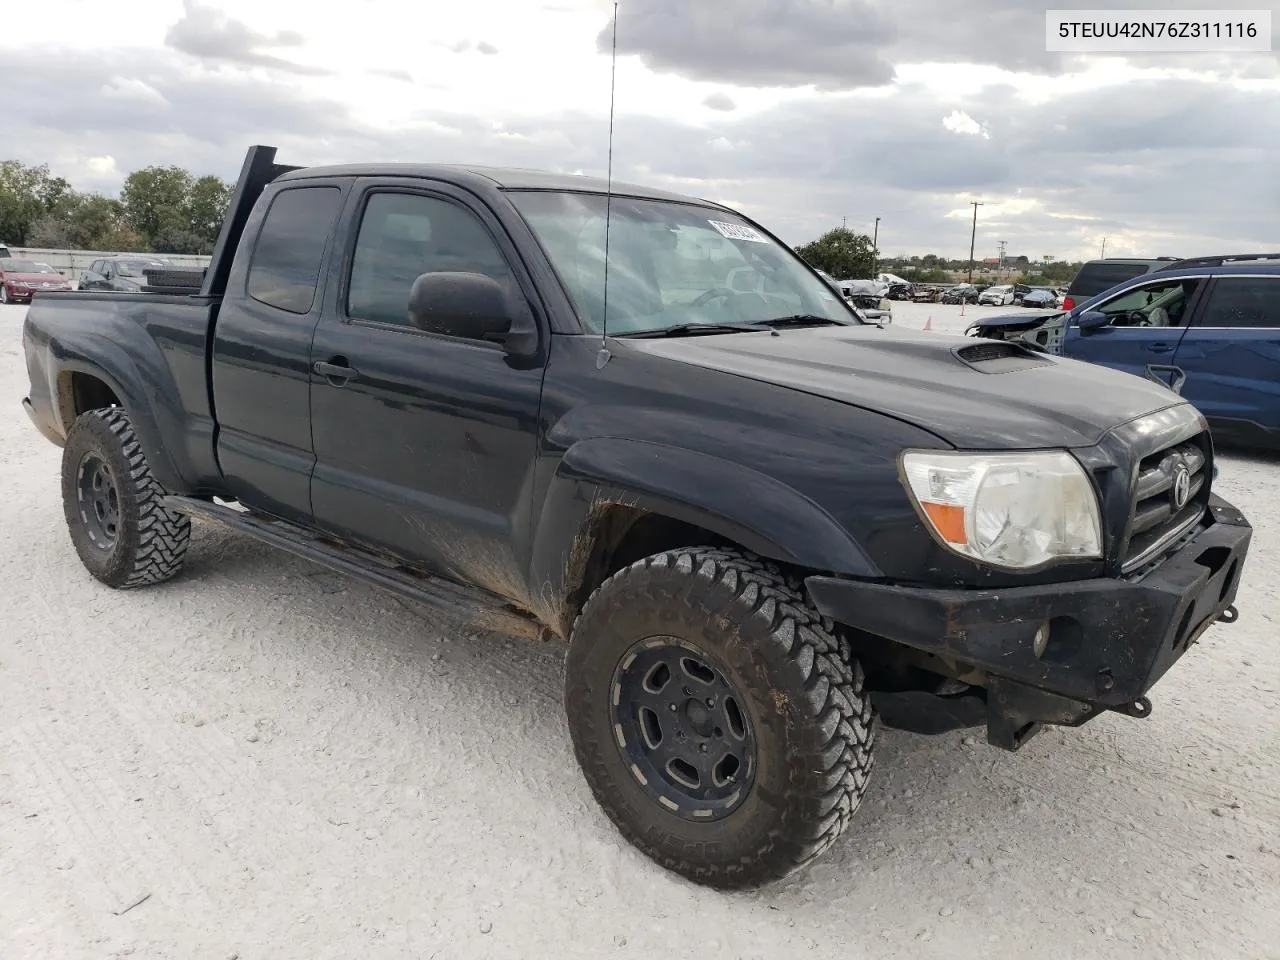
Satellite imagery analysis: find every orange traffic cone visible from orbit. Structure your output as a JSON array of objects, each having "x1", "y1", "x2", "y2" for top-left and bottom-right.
[{"x1": 924, "y1": 316, "x2": 933, "y2": 331}]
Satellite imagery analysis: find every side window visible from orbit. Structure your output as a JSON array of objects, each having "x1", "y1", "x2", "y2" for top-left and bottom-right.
[
  {"x1": 104, "y1": 262, "x2": 115, "y2": 279},
  {"x1": 1196, "y1": 278, "x2": 1280, "y2": 329},
  {"x1": 346, "y1": 191, "x2": 515, "y2": 332},
  {"x1": 1096, "y1": 278, "x2": 1201, "y2": 328},
  {"x1": 247, "y1": 186, "x2": 343, "y2": 315}
]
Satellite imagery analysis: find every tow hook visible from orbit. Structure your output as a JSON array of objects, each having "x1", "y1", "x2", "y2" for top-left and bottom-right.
[
  {"x1": 1111, "y1": 696, "x2": 1153, "y2": 720},
  {"x1": 1218, "y1": 604, "x2": 1239, "y2": 624}
]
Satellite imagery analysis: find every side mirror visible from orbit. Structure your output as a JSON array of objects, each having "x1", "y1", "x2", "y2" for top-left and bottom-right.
[
  {"x1": 407, "y1": 271, "x2": 538, "y2": 356},
  {"x1": 1077, "y1": 310, "x2": 1109, "y2": 333}
]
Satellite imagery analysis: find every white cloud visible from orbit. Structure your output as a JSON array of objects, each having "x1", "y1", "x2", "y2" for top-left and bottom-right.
[
  {"x1": 2, "y1": 0, "x2": 1277, "y2": 261},
  {"x1": 941, "y1": 110, "x2": 989, "y2": 139},
  {"x1": 99, "y1": 77, "x2": 169, "y2": 107}
]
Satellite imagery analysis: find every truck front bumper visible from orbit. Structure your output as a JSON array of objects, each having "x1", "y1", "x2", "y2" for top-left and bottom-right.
[{"x1": 804, "y1": 495, "x2": 1252, "y2": 750}]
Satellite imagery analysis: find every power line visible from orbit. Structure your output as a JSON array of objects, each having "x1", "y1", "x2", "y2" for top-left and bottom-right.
[{"x1": 966, "y1": 201, "x2": 983, "y2": 283}]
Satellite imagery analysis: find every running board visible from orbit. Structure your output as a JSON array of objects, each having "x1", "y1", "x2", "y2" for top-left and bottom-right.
[{"x1": 162, "y1": 496, "x2": 546, "y2": 640}]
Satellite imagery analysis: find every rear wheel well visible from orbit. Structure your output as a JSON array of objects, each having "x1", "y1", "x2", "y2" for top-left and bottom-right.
[{"x1": 57, "y1": 372, "x2": 121, "y2": 430}]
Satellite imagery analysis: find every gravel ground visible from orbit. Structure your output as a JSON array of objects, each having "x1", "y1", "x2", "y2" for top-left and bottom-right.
[{"x1": 2, "y1": 300, "x2": 1279, "y2": 960}]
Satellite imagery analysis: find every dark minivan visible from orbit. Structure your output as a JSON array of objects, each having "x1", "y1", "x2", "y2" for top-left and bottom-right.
[{"x1": 1062, "y1": 257, "x2": 1180, "y2": 312}]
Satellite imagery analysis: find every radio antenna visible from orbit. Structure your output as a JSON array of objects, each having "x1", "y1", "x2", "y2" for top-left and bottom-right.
[{"x1": 597, "y1": 1, "x2": 619, "y2": 367}]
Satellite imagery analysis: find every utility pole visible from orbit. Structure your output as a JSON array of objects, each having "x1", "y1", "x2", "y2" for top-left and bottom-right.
[
  {"x1": 842, "y1": 216, "x2": 847, "y2": 230},
  {"x1": 872, "y1": 216, "x2": 880, "y2": 277},
  {"x1": 997, "y1": 240, "x2": 1007, "y2": 276},
  {"x1": 967, "y1": 201, "x2": 983, "y2": 284},
  {"x1": 1100, "y1": 236, "x2": 1108, "y2": 258}
]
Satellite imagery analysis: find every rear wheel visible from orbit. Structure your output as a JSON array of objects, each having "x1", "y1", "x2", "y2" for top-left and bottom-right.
[
  {"x1": 564, "y1": 547, "x2": 876, "y2": 889},
  {"x1": 61, "y1": 407, "x2": 191, "y2": 588}
]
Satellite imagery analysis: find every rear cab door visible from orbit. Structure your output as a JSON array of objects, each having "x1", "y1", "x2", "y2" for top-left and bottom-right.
[
  {"x1": 1171, "y1": 272, "x2": 1280, "y2": 445},
  {"x1": 1062, "y1": 274, "x2": 1206, "y2": 385},
  {"x1": 210, "y1": 176, "x2": 351, "y2": 523}
]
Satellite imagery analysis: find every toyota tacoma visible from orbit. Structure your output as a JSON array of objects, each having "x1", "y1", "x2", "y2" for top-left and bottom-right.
[{"x1": 21, "y1": 146, "x2": 1251, "y2": 889}]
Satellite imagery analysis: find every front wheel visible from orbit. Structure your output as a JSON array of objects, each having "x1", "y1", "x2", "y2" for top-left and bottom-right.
[
  {"x1": 564, "y1": 547, "x2": 876, "y2": 889},
  {"x1": 61, "y1": 407, "x2": 191, "y2": 588}
]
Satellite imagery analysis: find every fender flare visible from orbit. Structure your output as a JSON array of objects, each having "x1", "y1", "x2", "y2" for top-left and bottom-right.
[
  {"x1": 527, "y1": 437, "x2": 880, "y2": 632},
  {"x1": 47, "y1": 338, "x2": 188, "y2": 494}
]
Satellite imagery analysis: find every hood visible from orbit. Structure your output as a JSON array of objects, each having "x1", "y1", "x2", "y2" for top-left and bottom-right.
[
  {"x1": 4, "y1": 272, "x2": 66, "y2": 285},
  {"x1": 626, "y1": 324, "x2": 1185, "y2": 449},
  {"x1": 968, "y1": 310, "x2": 1061, "y2": 331}
]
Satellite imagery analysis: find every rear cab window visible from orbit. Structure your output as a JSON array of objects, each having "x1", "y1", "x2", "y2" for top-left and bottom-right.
[{"x1": 247, "y1": 186, "x2": 344, "y2": 315}]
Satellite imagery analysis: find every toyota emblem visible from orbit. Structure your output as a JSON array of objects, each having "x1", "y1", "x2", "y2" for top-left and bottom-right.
[{"x1": 1170, "y1": 462, "x2": 1191, "y2": 510}]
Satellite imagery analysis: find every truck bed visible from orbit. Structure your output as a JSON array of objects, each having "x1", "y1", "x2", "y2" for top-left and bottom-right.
[{"x1": 22, "y1": 290, "x2": 223, "y2": 494}]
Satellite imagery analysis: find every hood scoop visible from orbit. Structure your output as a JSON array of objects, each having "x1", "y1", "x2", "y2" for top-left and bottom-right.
[{"x1": 954, "y1": 340, "x2": 1052, "y2": 373}]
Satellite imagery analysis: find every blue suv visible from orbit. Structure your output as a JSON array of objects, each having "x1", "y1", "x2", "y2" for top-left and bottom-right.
[{"x1": 969, "y1": 254, "x2": 1280, "y2": 449}]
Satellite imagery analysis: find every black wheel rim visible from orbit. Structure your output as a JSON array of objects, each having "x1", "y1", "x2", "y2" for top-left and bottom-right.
[
  {"x1": 76, "y1": 453, "x2": 121, "y2": 549},
  {"x1": 610, "y1": 636, "x2": 756, "y2": 822}
]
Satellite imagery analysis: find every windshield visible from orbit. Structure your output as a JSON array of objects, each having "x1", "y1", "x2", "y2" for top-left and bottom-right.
[
  {"x1": 116, "y1": 259, "x2": 165, "y2": 277},
  {"x1": 1, "y1": 259, "x2": 52, "y2": 273},
  {"x1": 509, "y1": 191, "x2": 857, "y2": 335}
]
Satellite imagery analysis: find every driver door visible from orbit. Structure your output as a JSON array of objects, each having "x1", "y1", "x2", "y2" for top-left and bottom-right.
[{"x1": 1063, "y1": 276, "x2": 1205, "y2": 386}]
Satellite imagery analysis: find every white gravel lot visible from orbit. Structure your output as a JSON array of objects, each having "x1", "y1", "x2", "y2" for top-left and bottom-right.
[{"x1": 2, "y1": 299, "x2": 1279, "y2": 960}]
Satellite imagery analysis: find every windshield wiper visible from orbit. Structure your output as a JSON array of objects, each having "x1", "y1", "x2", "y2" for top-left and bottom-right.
[
  {"x1": 623, "y1": 322, "x2": 779, "y2": 338},
  {"x1": 756, "y1": 314, "x2": 847, "y2": 328}
]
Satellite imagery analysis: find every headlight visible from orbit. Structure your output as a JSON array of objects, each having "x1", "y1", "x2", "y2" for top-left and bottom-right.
[{"x1": 901, "y1": 450, "x2": 1102, "y2": 569}]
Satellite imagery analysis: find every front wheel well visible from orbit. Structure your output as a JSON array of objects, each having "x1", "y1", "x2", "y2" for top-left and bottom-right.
[
  {"x1": 565, "y1": 507, "x2": 736, "y2": 630},
  {"x1": 57, "y1": 371, "x2": 122, "y2": 431}
]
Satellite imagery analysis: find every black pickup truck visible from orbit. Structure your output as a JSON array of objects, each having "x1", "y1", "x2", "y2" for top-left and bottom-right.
[{"x1": 22, "y1": 146, "x2": 1252, "y2": 889}]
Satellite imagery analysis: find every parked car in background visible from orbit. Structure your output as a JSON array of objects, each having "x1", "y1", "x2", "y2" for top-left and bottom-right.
[
  {"x1": 1021, "y1": 288, "x2": 1061, "y2": 309},
  {"x1": 1061, "y1": 257, "x2": 1180, "y2": 312},
  {"x1": 814, "y1": 271, "x2": 894, "y2": 323},
  {"x1": 941, "y1": 283, "x2": 979, "y2": 304},
  {"x1": 78, "y1": 256, "x2": 172, "y2": 293},
  {"x1": 0, "y1": 258, "x2": 73, "y2": 303},
  {"x1": 967, "y1": 253, "x2": 1280, "y2": 449},
  {"x1": 978, "y1": 284, "x2": 1016, "y2": 305},
  {"x1": 0, "y1": 244, "x2": 11, "y2": 259},
  {"x1": 841, "y1": 278, "x2": 893, "y2": 323}
]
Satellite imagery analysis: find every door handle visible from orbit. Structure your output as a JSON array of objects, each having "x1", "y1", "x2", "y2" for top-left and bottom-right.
[
  {"x1": 313, "y1": 359, "x2": 359, "y2": 384},
  {"x1": 1149, "y1": 343, "x2": 1175, "y2": 354}
]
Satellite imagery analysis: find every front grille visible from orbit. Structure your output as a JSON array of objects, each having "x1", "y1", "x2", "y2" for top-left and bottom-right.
[{"x1": 1120, "y1": 434, "x2": 1210, "y2": 572}]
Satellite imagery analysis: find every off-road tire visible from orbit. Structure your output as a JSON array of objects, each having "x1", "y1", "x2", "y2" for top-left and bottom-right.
[
  {"x1": 61, "y1": 407, "x2": 191, "y2": 588},
  {"x1": 564, "y1": 546, "x2": 876, "y2": 889}
]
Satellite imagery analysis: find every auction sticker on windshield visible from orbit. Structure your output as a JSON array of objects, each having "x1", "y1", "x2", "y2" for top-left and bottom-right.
[{"x1": 708, "y1": 220, "x2": 768, "y2": 243}]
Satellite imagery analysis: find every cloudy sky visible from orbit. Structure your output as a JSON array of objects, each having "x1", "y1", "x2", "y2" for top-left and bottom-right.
[{"x1": 5, "y1": 0, "x2": 1279, "y2": 260}]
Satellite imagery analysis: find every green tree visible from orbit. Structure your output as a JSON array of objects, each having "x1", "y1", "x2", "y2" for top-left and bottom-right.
[
  {"x1": 26, "y1": 193, "x2": 144, "y2": 252},
  {"x1": 119, "y1": 165, "x2": 231, "y2": 253},
  {"x1": 795, "y1": 227, "x2": 876, "y2": 279},
  {"x1": 0, "y1": 160, "x2": 70, "y2": 245},
  {"x1": 901, "y1": 267, "x2": 952, "y2": 283},
  {"x1": 186, "y1": 175, "x2": 232, "y2": 249},
  {"x1": 120, "y1": 165, "x2": 194, "y2": 245}
]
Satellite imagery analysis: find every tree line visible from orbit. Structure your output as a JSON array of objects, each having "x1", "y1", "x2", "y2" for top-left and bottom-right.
[
  {"x1": 795, "y1": 226, "x2": 1083, "y2": 287},
  {"x1": 0, "y1": 159, "x2": 232, "y2": 255}
]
